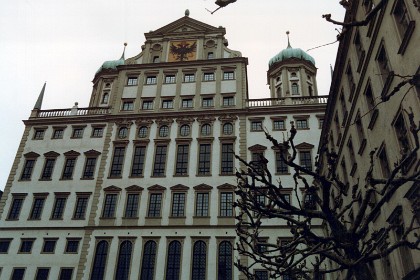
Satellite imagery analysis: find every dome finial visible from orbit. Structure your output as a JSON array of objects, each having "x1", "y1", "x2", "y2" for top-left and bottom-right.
[
  {"x1": 286, "y1": 31, "x2": 292, "y2": 48},
  {"x1": 185, "y1": 9, "x2": 190, "y2": 16},
  {"x1": 120, "y1": 42, "x2": 127, "y2": 60}
]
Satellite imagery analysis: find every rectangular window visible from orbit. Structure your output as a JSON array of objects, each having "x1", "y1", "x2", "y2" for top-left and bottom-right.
[
  {"x1": 221, "y1": 143, "x2": 234, "y2": 175},
  {"x1": 222, "y1": 96, "x2": 234, "y2": 106},
  {"x1": 296, "y1": 119, "x2": 308, "y2": 129},
  {"x1": 346, "y1": 64, "x2": 356, "y2": 98},
  {"x1": 21, "y1": 159, "x2": 35, "y2": 180},
  {"x1": 19, "y1": 239, "x2": 34, "y2": 253},
  {"x1": 273, "y1": 120, "x2": 285, "y2": 130},
  {"x1": 131, "y1": 146, "x2": 146, "y2": 177},
  {"x1": 52, "y1": 129, "x2": 64, "y2": 139},
  {"x1": 299, "y1": 151, "x2": 313, "y2": 171},
  {"x1": 175, "y1": 144, "x2": 189, "y2": 176},
  {"x1": 41, "y1": 158, "x2": 56, "y2": 180},
  {"x1": 203, "y1": 73, "x2": 215, "y2": 81},
  {"x1": 127, "y1": 77, "x2": 138, "y2": 86},
  {"x1": 0, "y1": 239, "x2": 11, "y2": 253},
  {"x1": 51, "y1": 197, "x2": 67, "y2": 219},
  {"x1": 376, "y1": 44, "x2": 391, "y2": 83},
  {"x1": 42, "y1": 239, "x2": 57, "y2": 253},
  {"x1": 29, "y1": 197, "x2": 45, "y2": 220},
  {"x1": 12, "y1": 268, "x2": 25, "y2": 280},
  {"x1": 223, "y1": 71, "x2": 234, "y2": 80},
  {"x1": 73, "y1": 196, "x2": 89, "y2": 219},
  {"x1": 72, "y1": 128, "x2": 84, "y2": 138},
  {"x1": 393, "y1": 0, "x2": 411, "y2": 36},
  {"x1": 59, "y1": 268, "x2": 74, "y2": 280},
  {"x1": 162, "y1": 99, "x2": 173, "y2": 109},
  {"x1": 196, "y1": 193, "x2": 209, "y2": 217},
  {"x1": 125, "y1": 193, "x2": 139, "y2": 218},
  {"x1": 378, "y1": 148, "x2": 391, "y2": 178},
  {"x1": 146, "y1": 76, "x2": 157, "y2": 85},
  {"x1": 184, "y1": 73, "x2": 195, "y2": 83},
  {"x1": 148, "y1": 193, "x2": 162, "y2": 217},
  {"x1": 102, "y1": 194, "x2": 117, "y2": 218},
  {"x1": 251, "y1": 121, "x2": 263, "y2": 131},
  {"x1": 198, "y1": 144, "x2": 211, "y2": 175},
  {"x1": 110, "y1": 147, "x2": 125, "y2": 177},
  {"x1": 142, "y1": 100, "x2": 153, "y2": 110},
  {"x1": 36, "y1": 268, "x2": 50, "y2": 280},
  {"x1": 251, "y1": 152, "x2": 264, "y2": 173},
  {"x1": 62, "y1": 158, "x2": 76, "y2": 180},
  {"x1": 202, "y1": 97, "x2": 214, "y2": 107},
  {"x1": 33, "y1": 129, "x2": 45, "y2": 140},
  {"x1": 394, "y1": 113, "x2": 412, "y2": 153},
  {"x1": 171, "y1": 193, "x2": 186, "y2": 217},
  {"x1": 153, "y1": 145, "x2": 167, "y2": 177},
  {"x1": 65, "y1": 239, "x2": 80, "y2": 253},
  {"x1": 255, "y1": 270, "x2": 269, "y2": 280},
  {"x1": 304, "y1": 193, "x2": 317, "y2": 210},
  {"x1": 8, "y1": 198, "x2": 24, "y2": 220},
  {"x1": 153, "y1": 56, "x2": 160, "y2": 63},
  {"x1": 276, "y1": 152, "x2": 289, "y2": 174},
  {"x1": 220, "y1": 192, "x2": 233, "y2": 217},
  {"x1": 83, "y1": 157, "x2": 97, "y2": 179},
  {"x1": 181, "y1": 98, "x2": 193, "y2": 108},
  {"x1": 207, "y1": 52, "x2": 214, "y2": 59},
  {"x1": 92, "y1": 127, "x2": 103, "y2": 138},
  {"x1": 122, "y1": 100, "x2": 134, "y2": 111},
  {"x1": 165, "y1": 75, "x2": 176, "y2": 84}
]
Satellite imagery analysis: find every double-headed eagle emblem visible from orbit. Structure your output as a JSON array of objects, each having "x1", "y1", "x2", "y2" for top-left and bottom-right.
[{"x1": 170, "y1": 41, "x2": 197, "y2": 61}]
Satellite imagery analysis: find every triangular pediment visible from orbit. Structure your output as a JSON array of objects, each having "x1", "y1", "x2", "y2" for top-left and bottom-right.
[
  {"x1": 295, "y1": 142, "x2": 315, "y2": 150},
  {"x1": 24, "y1": 152, "x2": 40, "y2": 158},
  {"x1": 193, "y1": 184, "x2": 213, "y2": 190},
  {"x1": 248, "y1": 144, "x2": 267, "y2": 152},
  {"x1": 126, "y1": 185, "x2": 144, "y2": 192},
  {"x1": 104, "y1": 185, "x2": 122, "y2": 192},
  {"x1": 217, "y1": 183, "x2": 236, "y2": 190},
  {"x1": 170, "y1": 184, "x2": 189, "y2": 191},
  {"x1": 148, "y1": 184, "x2": 167, "y2": 191}
]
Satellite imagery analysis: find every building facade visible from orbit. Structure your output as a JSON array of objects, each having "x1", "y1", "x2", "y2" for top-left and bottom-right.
[
  {"x1": 320, "y1": 0, "x2": 419, "y2": 279},
  {"x1": 0, "y1": 12, "x2": 327, "y2": 280}
]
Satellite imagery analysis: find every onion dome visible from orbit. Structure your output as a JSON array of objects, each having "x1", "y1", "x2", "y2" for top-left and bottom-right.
[
  {"x1": 268, "y1": 31, "x2": 315, "y2": 67},
  {"x1": 96, "y1": 43, "x2": 127, "y2": 74}
]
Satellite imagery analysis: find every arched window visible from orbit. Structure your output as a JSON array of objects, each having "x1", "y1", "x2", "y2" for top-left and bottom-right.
[
  {"x1": 138, "y1": 126, "x2": 148, "y2": 138},
  {"x1": 118, "y1": 127, "x2": 128, "y2": 139},
  {"x1": 179, "y1": 125, "x2": 190, "y2": 137},
  {"x1": 291, "y1": 83, "x2": 299, "y2": 95},
  {"x1": 115, "y1": 241, "x2": 133, "y2": 280},
  {"x1": 90, "y1": 241, "x2": 109, "y2": 280},
  {"x1": 276, "y1": 86, "x2": 282, "y2": 97},
  {"x1": 191, "y1": 241, "x2": 207, "y2": 280},
  {"x1": 102, "y1": 93, "x2": 109, "y2": 104},
  {"x1": 223, "y1": 123, "x2": 233, "y2": 135},
  {"x1": 166, "y1": 241, "x2": 181, "y2": 280},
  {"x1": 140, "y1": 241, "x2": 157, "y2": 280},
  {"x1": 159, "y1": 125, "x2": 169, "y2": 137},
  {"x1": 308, "y1": 85, "x2": 313, "y2": 96},
  {"x1": 201, "y1": 124, "x2": 211, "y2": 136},
  {"x1": 218, "y1": 241, "x2": 232, "y2": 280},
  {"x1": 291, "y1": 72, "x2": 297, "y2": 77}
]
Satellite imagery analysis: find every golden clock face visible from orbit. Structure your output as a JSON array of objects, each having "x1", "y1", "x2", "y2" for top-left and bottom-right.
[{"x1": 168, "y1": 40, "x2": 197, "y2": 62}]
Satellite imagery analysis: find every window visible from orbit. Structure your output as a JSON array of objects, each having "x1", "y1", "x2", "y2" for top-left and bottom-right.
[
  {"x1": 220, "y1": 192, "x2": 234, "y2": 217},
  {"x1": 299, "y1": 151, "x2": 312, "y2": 171},
  {"x1": 116, "y1": 241, "x2": 133, "y2": 280},
  {"x1": 222, "y1": 96, "x2": 234, "y2": 106},
  {"x1": 59, "y1": 268, "x2": 74, "y2": 280},
  {"x1": 52, "y1": 129, "x2": 64, "y2": 139},
  {"x1": 142, "y1": 100, "x2": 154, "y2": 110},
  {"x1": 304, "y1": 192, "x2": 317, "y2": 210},
  {"x1": 192, "y1": 241, "x2": 207, "y2": 280},
  {"x1": 0, "y1": 239, "x2": 11, "y2": 253},
  {"x1": 200, "y1": 124, "x2": 211, "y2": 136},
  {"x1": 90, "y1": 241, "x2": 109, "y2": 280},
  {"x1": 166, "y1": 241, "x2": 182, "y2": 280},
  {"x1": 346, "y1": 64, "x2": 356, "y2": 98},
  {"x1": 8, "y1": 197, "x2": 24, "y2": 220},
  {"x1": 354, "y1": 30, "x2": 365, "y2": 69},
  {"x1": 102, "y1": 194, "x2": 117, "y2": 218},
  {"x1": 72, "y1": 128, "x2": 84, "y2": 138},
  {"x1": 92, "y1": 127, "x2": 103, "y2": 138},
  {"x1": 276, "y1": 152, "x2": 289, "y2": 174},
  {"x1": 221, "y1": 143, "x2": 234, "y2": 175},
  {"x1": 42, "y1": 239, "x2": 57, "y2": 253},
  {"x1": 255, "y1": 270, "x2": 269, "y2": 280},
  {"x1": 101, "y1": 92, "x2": 109, "y2": 104},
  {"x1": 378, "y1": 147, "x2": 391, "y2": 178},
  {"x1": 393, "y1": 0, "x2": 411, "y2": 37},
  {"x1": 202, "y1": 97, "x2": 214, "y2": 107},
  {"x1": 83, "y1": 157, "x2": 97, "y2": 179},
  {"x1": 36, "y1": 268, "x2": 50, "y2": 280},
  {"x1": 19, "y1": 239, "x2": 34, "y2": 253},
  {"x1": 165, "y1": 75, "x2": 176, "y2": 84},
  {"x1": 273, "y1": 120, "x2": 285, "y2": 130},
  {"x1": 140, "y1": 240, "x2": 157, "y2": 280},
  {"x1": 146, "y1": 76, "x2": 157, "y2": 85},
  {"x1": 218, "y1": 241, "x2": 233, "y2": 280},
  {"x1": 207, "y1": 52, "x2": 214, "y2": 59},
  {"x1": 179, "y1": 125, "x2": 190, "y2": 137},
  {"x1": 175, "y1": 145, "x2": 189, "y2": 176},
  {"x1": 203, "y1": 72, "x2": 215, "y2": 81},
  {"x1": 29, "y1": 197, "x2": 45, "y2": 220},
  {"x1": 138, "y1": 126, "x2": 148, "y2": 138},
  {"x1": 251, "y1": 121, "x2": 263, "y2": 131},
  {"x1": 295, "y1": 119, "x2": 308, "y2": 129},
  {"x1": 223, "y1": 71, "x2": 234, "y2": 80},
  {"x1": 148, "y1": 193, "x2": 162, "y2": 217},
  {"x1": 171, "y1": 193, "x2": 186, "y2": 217},
  {"x1": 181, "y1": 98, "x2": 193, "y2": 108},
  {"x1": 196, "y1": 193, "x2": 209, "y2": 217},
  {"x1": 198, "y1": 144, "x2": 211, "y2": 175},
  {"x1": 65, "y1": 239, "x2": 80, "y2": 253},
  {"x1": 125, "y1": 193, "x2": 139, "y2": 218},
  {"x1": 291, "y1": 83, "x2": 299, "y2": 95},
  {"x1": 73, "y1": 196, "x2": 89, "y2": 219},
  {"x1": 308, "y1": 85, "x2": 313, "y2": 96},
  {"x1": 184, "y1": 73, "x2": 195, "y2": 83},
  {"x1": 162, "y1": 99, "x2": 174, "y2": 109},
  {"x1": 33, "y1": 129, "x2": 45, "y2": 140},
  {"x1": 62, "y1": 158, "x2": 76, "y2": 180},
  {"x1": 41, "y1": 158, "x2": 56, "y2": 180},
  {"x1": 118, "y1": 127, "x2": 129, "y2": 139},
  {"x1": 131, "y1": 146, "x2": 146, "y2": 177},
  {"x1": 122, "y1": 100, "x2": 134, "y2": 111},
  {"x1": 153, "y1": 145, "x2": 167, "y2": 176},
  {"x1": 376, "y1": 43, "x2": 392, "y2": 84},
  {"x1": 153, "y1": 56, "x2": 160, "y2": 63},
  {"x1": 51, "y1": 196, "x2": 67, "y2": 219},
  {"x1": 110, "y1": 147, "x2": 125, "y2": 177},
  {"x1": 394, "y1": 112, "x2": 412, "y2": 154},
  {"x1": 21, "y1": 159, "x2": 36, "y2": 180},
  {"x1": 11, "y1": 268, "x2": 25, "y2": 280},
  {"x1": 222, "y1": 123, "x2": 233, "y2": 135},
  {"x1": 127, "y1": 77, "x2": 138, "y2": 86},
  {"x1": 251, "y1": 152, "x2": 264, "y2": 173}
]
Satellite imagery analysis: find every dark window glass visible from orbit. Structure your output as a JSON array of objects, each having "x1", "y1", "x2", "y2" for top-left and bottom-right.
[
  {"x1": 30, "y1": 198, "x2": 45, "y2": 219},
  {"x1": 65, "y1": 240, "x2": 80, "y2": 253},
  {"x1": 110, "y1": 147, "x2": 125, "y2": 177},
  {"x1": 221, "y1": 143, "x2": 234, "y2": 175},
  {"x1": 175, "y1": 145, "x2": 189, "y2": 176},
  {"x1": 148, "y1": 194, "x2": 162, "y2": 217},
  {"x1": 299, "y1": 151, "x2": 312, "y2": 171},
  {"x1": 138, "y1": 126, "x2": 148, "y2": 138},
  {"x1": 223, "y1": 97, "x2": 234, "y2": 106},
  {"x1": 181, "y1": 99, "x2": 193, "y2": 108},
  {"x1": 203, "y1": 73, "x2": 215, "y2": 81},
  {"x1": 273, "y1": 120, "x2": 285, "y2": 130},
  {"x1": 101, "y1": 93, "x2": 109, "y2": 104},
  {"x1": 304, "y1": 193, "x2": 317, "y2": 210},
  {"x1": 83, "y1": 157, "x2": 97, "y2": 179},
  {"x1": 122, "y1": 101, "x2": 134, "y2": 111},
  {"x1": 255, "y1": 270, "x2": 269, "y2": 280},
  {"x1": 8, "y1": 198, "x2": 24, "y2": 220},
  {"x1": 72, "y1": 128, "x2": 84, "y2": 138},
  {"x1": 166, "y1": 241, "x2": 182, "y2": 280},
  {"x1": 19, "y1": 240, "x2": 34, "y2": 253},
  {"x1": 198, "y1": 144, "x2": 211, "y2": 175},
  {"x1": 218, "y1": 241, "x2": 232, "y2": 280},
  {"x1": 92, "y1": 128, "x2": 103, "y2": 137},
  {"x1": 184, "y1": 74, "x2": 195, "y2": 83},
  {"x1": 202, "y1": 98, "x2": 213, "y2": 107},
  {"x1": 146, "y1": 76, "x2": 157, "y2": 85},
  {"x1": 276, "y1": 152, "x2": 289, "y2": 174},
  {"x1": 201, "y1": 124, "x2": 211, "y2": 136},
  {"x1": 140, "y1": 241, "x2": 157, "y2": 280},
  {"x1": 220, "y1": 192, "x2": 233, "y2": 217},
  {"x1": 0, "y1": 240, "x2": 11, "y2": 253},
  {"x1": 223, "y1": 71, "x2": 234, "y2": 80},
  {"x1": 159, "y1": 126, "x2": 169, "y2": 137},
  {"x1": 36, "y1": 268, "x2": 50, "y2": 280},
  {"x1": 153, "y1": 146, "x2": 167, "y2": 177},
  {"x1": 116, "y1": 241, "x2": 133, "y2": 280},
  {"x1": 251, "y1": 121, "x2": 263, "y2": 131},
  {"x1": 296, "y1": 119, "x2": 308, "y2": 129},
  {"x1": 90, "y1": 241, "x2": 109, "y2": 280},
  {"x1": 196, "y1": 193, "x2": 209, "y2": 217},
  {"x1": 393, "y1": 0, "x2": 411, "y2": 37},
  {"x1": 62, "y1": 158, "x2": 76, "y2": 179},
  {"x1": 131, "y1": 146, "x2": 146, "y2": 177},
  {"x1": 102, "y1": 194, "x2": 117, "y2": 218},
  {"x1": 165, "y1": 75, "x2": 176, "y2": 84},
  {"x1": 125, "y1": 194, "x2": 139, "y2": 218},
  {"x1": 192, "y1": 241, "x2": 207, "y2": 280},
  {"x1": 162, "y1": 100, "x2": 173, "y2": 109},
  {"x1": 127, "y1": 77, "x2": 138, "y2": 86},
  {"x1": 12, "y1": 268, "x2": 25, "y2": 280},
  {"x1": 51, "y1": 197, "x2": 67, "y2": 219},
  {"x1": 223, "y1": 123, "x2": 233, "y2": 135},
  {"x1": 59, "y1": 268, "x2": 73, "y2": 280},
  {"x1": 73, "y1": 197, "x2": 89, "y2": 219},
  {"x1": 42, "y1": 240, "x2": 56, "y2": 253},
  {"x1": 21, "y1": 159, "x2": 35, "y2": 180},
  {"x1": 171, "y1": 193, "x2": 185, "y2": 217},
  {"x1": 41, "y1": 158, "x2": 56, "y2": 179},
  {"x1": 142, "y1": 101, "x2": 154, "y2": 110},
  {"x1": 53, "y1": 129, "x2": 64, "y2": 139},
  {"x1": 179, "y1": 125, "x2": 190, "y2": 136},
  {"x1": 291, "y1": 83, "x2": 299, "y2": 95},
  {"x1": 207, "y1": 52, "x2": 214, "y2": 59},
  {"x1": 118, "y1": 127, "x2": 128, "y2": 139},
  {"x1": 34, "y1": 129, "x2": 45, "y2": 140}
]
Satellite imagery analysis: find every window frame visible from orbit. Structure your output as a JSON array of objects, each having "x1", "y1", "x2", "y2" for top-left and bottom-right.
[
  {"x1": 145, "y1": 76, "x2": 157, "y2": 85},
  {"x1": 127, "y1": 77, "x2": 138, "y2": 86},
  {"x1": 152, "y1": 145, "x2": 168, "y2": 177},
  {"x1": 165, "y1": 74, "x2": 176, "y2": 84},
  {"x1": 29, "y1": 195, "x2": 47, "y2": 220},
  {"x1": 51, "y1": 194, "x2": 68, "y2": 220},
  {"x1": 198, "y1": 143, "x2": 212, "y2": 176},
  {"x1": 109, "y1": 146, "x2": 126, "y2": 178},
  {"x1": 42, "y1": 238, "x2": 58, "y2": 254},
  {"x1": 7, "y1": 194, "x2": 26, "y2": 220},
  {"x1": 65, "y1": 238, "x2": 81, "y2": 254},
  {"x1": 184, "y1": 73, "x2": 195, "y2": 83},
  {"x1": 161, "y1": 99, "x2": 174, "y2": 109},
  {"x1": 142, "y1": 100, "x2": 154, "y2": 110},
  {"x1": 73, "y1": 193, "x2": 91, "y2": 220},
  {"x1": 19, "y1": 238, "x2": 35, "y2": 254},
  {"x1": 222, "y1": 96, "x2": 235, "y2": 107},
  {"x1": 203, "y1": 72, "x2": 215, "y2": 82},
  {"x1": 223, "y1": 71, "x2": 235, "y2": 80},
  {"x1": 175, "y1": 144, "x2": 190, "y2": 176}
]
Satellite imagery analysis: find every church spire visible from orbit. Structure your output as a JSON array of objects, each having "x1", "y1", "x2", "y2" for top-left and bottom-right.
[{"x1": 33, "y1": 82, "x2": 46, "y2": 110}]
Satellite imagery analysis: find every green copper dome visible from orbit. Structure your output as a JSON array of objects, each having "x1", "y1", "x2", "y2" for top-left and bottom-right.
[
  {"x1": 96, "y1": 58, "x2": 125, "y2": 74},
  {"x1": 269, "y1": 41, "x2": 315, "y2": 67}
]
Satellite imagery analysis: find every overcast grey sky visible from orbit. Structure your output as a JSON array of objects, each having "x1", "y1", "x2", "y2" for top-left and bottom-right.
[{"x1": 0, "y1": 0, "x2": 345, "y2": 190}]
